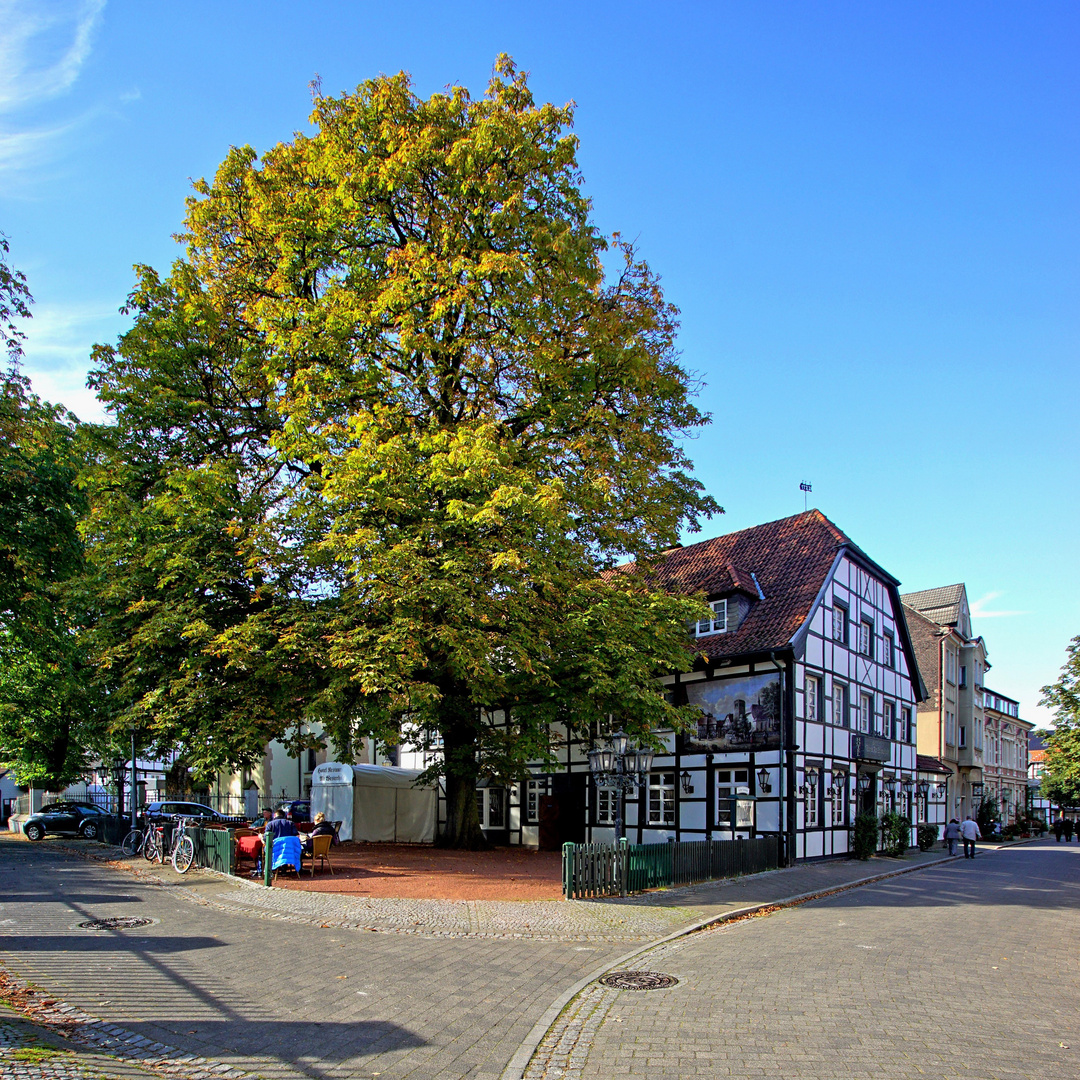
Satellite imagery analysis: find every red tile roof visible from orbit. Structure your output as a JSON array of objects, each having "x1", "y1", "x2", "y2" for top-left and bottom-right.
[
  {"x1": 623, "y1": 510, "x2": 853, "y2": 661},
  {"x1": 917, "y1": 754, "x2": 953, "y2": 775}
]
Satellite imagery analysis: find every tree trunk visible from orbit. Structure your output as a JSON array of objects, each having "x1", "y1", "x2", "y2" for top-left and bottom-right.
[{"x1": 438, "y1": 696, "x2": 487, "y2": 850}]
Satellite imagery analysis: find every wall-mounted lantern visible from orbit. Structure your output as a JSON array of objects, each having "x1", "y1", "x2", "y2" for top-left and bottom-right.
[
  {"x1": 680, "y1": 769, "x2": 694, "y2": 795},
  {"x1": 756, "y1": 767, "x2": 772, "y2": 793}
]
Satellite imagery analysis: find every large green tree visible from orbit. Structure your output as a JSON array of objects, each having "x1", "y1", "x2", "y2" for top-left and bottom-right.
[
  {"x1": 1038, "y1": 635, "x2": 1080, "y2": 808},
  {"x1": 89, "y1": 58, "x2": 718, "y2": 845}
]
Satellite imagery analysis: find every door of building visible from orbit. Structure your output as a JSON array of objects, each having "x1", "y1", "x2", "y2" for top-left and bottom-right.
[{"x1": 551, "y1": 773, "x2": 587, "y2": 845}]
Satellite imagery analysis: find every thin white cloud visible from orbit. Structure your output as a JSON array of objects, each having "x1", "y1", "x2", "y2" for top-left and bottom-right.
[
  {"x1": 970, "y1": 591, "x2": 1029, "y2": 619},
  {"x1": 0, "y1": 0, "x2": 106, "y2": 176},
  {"x1": 0, "y1": 0, "x2": 105, "y2": 112}
]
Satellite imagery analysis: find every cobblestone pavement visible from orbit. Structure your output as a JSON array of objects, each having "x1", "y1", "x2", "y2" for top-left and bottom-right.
[
  {"x1": 0, "y1": 838, "x2": 635, "y2": 1080},
  {"x1": 523, "y1": 840, "x2": 1079, "y2": 1079},
  {"x1": 0, "y1": 1000, "x2": 187, "y2": 1080}
]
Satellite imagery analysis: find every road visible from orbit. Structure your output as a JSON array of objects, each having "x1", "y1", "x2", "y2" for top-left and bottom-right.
[
  {"x1": 0, "y1": 838, "x2": 625, "y2": 1080},
  {"x1": 532, "y1": 839, "x2": 1079, "y2": 1079}
]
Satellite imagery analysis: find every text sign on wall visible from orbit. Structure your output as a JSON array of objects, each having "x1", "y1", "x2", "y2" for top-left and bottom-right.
[
  {"x1": 312, "y1": 762, "x2": 354, "y2": 786},
  {"x1": 850, "y1": 735, "x2": 891, "y2": 763}
]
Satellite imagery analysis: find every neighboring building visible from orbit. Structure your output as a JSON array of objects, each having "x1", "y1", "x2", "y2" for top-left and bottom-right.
[
  {"x1": 902, "y1": 584, "x2": 989, "y2": 821},
  {"x1": 1028, "y1": 732, "x2": 1069, "y2": 825},
  {"x1": 981, "y1": 689, "x2": 1032, "y2": 824},
  {"x1": 492, "y1": 510, "x2": 926, "y2": 861}
]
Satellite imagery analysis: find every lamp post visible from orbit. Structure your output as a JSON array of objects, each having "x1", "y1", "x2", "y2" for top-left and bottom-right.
[{"x1": 588, "y1": 730, "x2": 653, "y2": 842}]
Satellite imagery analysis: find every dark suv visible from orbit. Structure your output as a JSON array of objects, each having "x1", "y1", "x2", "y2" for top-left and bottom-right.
[{"x1": 23, "y1": 802, "x2": 115, "y2": 842}]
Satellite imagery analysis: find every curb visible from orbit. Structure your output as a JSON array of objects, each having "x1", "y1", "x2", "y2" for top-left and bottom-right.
[{"x1": 499, "y1": 851, "x2": 963, "y2": 1080}]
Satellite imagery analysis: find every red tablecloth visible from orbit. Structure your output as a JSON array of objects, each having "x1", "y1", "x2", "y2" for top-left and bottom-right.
[{"x1": 236, "y1": 835, "x2": 263, "y2": 862}]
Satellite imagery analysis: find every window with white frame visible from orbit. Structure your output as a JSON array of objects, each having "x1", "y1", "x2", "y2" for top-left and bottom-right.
[
  {"x1": 694, "y1": 599, "x2": 728, "y2": 637},
  {"x1": 902, "y1": 707, "x2": 913, "y2": 744},
  {"x1": 805, "y1": 675, "x2": 820, "y2": 721},
  {"x1": 881, "y1": 632, "x2": 894, "y2": 669},
  {"x1": 832, "y1": 683, "x2": 848, "y2": 727},
  {"x1": 959, "y1": 724, "x2": 967, "y2": 748},
  {"x1": 832, "y1": 603, "x2": 848, "y2": 643},
  {"x1": 831, "y1": 779, "x2": 847, "y2": 826},
  {"x1": 475, "y1": 787, "x2": 506, "y2": 829},
  {"x1": 883, "y1": 701, "x2": 896, "y2": 741},
  {"x1": 945, "y1": 710, "x2": 956, "y2": 745},
  {"x1": 595, "y1": 786, "x2": 616, "y2": 825},
  {"x1": 717, "y1": 768, "x2": 751, "y2": 828},
  {"x1": 859, "y1": 693, "x2": 872, "y2": 734},
  {"x1": 647, "y1": 772, "x2": 676, "y2": 825},
  {"x1": 804, "y1": 770, "x2": 821, "y2": 828},
  {"x1": 857, "y1": 619, "x2": 873, "y2": 657},
  {"x1": 525, "y1": 778, "x2": 548, "y2": 823},
  {"x1": 973, "y1": 720, "x2": 983, "y2": 751}
]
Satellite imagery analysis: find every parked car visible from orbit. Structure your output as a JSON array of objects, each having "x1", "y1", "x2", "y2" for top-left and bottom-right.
[
  {"x1": 22, "y1": 801, "x2": 115, "y2": 842},
  {"x1": 277, "y1": 799, "x2": 311, "y2": 823},
  {"x1": 140, "y1": 801, "x2": 245, "y2": 828}
]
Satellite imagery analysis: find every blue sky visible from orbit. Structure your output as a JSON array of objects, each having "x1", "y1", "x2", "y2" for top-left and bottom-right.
[{"x1": 2, "y1": 1, "x2": 1077, "y2": 726}]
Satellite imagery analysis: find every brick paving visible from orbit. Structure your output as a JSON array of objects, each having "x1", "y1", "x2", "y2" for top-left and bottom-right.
[
  {"x1": 4, "y1": 831, "x2": 1017, "y2": 1080},
  {"x1": 522, "y1": 840, "x2": 1079, "y2": 1079}
]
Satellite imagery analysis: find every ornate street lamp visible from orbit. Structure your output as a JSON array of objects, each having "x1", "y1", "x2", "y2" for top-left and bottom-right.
[
  {"x1": 588, "y1": 730, "x2": 652, "y2": 842},
  {"x1": 917, "y1": 779, "x2": 930, "y2": 798},
  {"x1": 857, "y1": 773, "x2": 872, "y2": 794},
  {"x1": 680, "y1": 769, "x2": 694, "y2": 795},
  {"x1": 902, "y1": 777, "x2": 915, "y2": 794},
  {"x1": 756, "y1": 767, "x2": 772, "y2": 793},
  {"x1": 803, "y1": 766, "x2": 819, "y2": 796},
  {"x1": 831, "y1": 770, "x2": 847, "y2": 793}
]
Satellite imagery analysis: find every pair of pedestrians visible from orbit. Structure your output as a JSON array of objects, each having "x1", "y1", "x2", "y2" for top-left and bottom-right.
[{"x1": 943, "y1": 815, "x2": 982, "y2": 858}]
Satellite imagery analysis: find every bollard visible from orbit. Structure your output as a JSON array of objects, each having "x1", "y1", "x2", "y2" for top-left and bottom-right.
[{"x1": 263, "y1": 828, "x2": 273, "y2": 887}]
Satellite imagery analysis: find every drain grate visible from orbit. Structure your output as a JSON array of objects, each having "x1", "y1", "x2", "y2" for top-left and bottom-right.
[
  {"x1": 77, "y1": 917, "x2": 154, "y2": 930},
  {"x1": 599, "y1": 970, "x2": 679, "y2": 991}
]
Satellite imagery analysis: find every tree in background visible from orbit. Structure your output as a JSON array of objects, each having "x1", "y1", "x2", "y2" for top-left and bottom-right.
[
  {"x1": 1038, "y1": 634, "x2": 1080, "y2": 809},
  {"x1": 0, "y1": 235, "x2": 108, "y2": 787},
  {"x1": 89, "y1": 58, "x2": 718, "y2": 845}
]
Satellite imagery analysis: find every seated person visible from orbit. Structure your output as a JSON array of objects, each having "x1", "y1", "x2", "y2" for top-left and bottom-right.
[
  {"x1": 302, "y1": 811, "x2": 336, "y2": 855},
  {"x1": 251, "y1": 808, "x2": 272, "y2": 830},
  {"x1": 264, "y1": 809, "x2": 299, "y2": 842}
]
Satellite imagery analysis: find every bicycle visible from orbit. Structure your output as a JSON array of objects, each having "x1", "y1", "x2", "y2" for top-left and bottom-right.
[
  {"x1": 120, "y1": 826, "x2": 144, "y2": 857},
  {"x1": 171, "y1": 817, "x2": 196, "y2": 874}
]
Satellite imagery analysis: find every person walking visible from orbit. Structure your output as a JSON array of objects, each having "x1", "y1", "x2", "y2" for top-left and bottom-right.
[
  {"x1": 960, "y1": 814, "x2": 981, "y2": 858},
  {"x1": 943, "y1": 818, "x2": 961, "y2": 856}
]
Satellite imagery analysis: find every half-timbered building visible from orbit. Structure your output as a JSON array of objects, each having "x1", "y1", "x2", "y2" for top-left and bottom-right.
[{"x1": 489, "y1": 510, "x2": 927, "y2": 862}]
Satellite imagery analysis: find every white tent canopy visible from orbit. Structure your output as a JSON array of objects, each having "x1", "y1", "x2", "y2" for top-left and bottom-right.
[{"x1": 310, "y1": 762, "x2": 436, "y2": 844}]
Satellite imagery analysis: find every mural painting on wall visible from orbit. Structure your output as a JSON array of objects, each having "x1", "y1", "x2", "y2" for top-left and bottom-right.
[{"x1": 683, "y1": 674, "x2": 782, "y2": 752}]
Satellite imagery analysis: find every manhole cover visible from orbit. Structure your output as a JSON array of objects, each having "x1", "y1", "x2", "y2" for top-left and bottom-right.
[
  {"x1": 77, "y1": 917, "x2": 154, "y2": 930},
  {"x1": 599, "y1": 970, "x2": 679, "y2": 991}
]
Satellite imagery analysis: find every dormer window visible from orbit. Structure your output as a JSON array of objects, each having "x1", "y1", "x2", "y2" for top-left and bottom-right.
[{"x1": 694, "y1": 599, "x2": 728, "y2": 637}]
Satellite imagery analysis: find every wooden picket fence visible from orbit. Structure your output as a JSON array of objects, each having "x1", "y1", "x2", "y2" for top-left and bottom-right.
[{"x1": 563, "y1": 836, "x2": 780, "y2": 900}]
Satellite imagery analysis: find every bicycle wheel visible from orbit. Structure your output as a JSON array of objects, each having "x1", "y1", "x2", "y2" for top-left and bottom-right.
[
  {"x1": 121, "y1": 829, "x2": 143, "y2": 857},
  {"x1": 144, "y1": 829, "x2": 163, "y2": 863},
  {"x1": 172, "y1": 834, "x2": 195, "y2": 874}
]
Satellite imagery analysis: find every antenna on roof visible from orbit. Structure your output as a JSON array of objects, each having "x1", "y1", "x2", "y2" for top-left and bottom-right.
[{"x1": 800, "y1": 481, "x2": 812, "y2": 512}]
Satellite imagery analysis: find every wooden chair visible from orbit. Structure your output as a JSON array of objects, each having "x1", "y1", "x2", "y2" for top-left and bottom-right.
[{"x1": 309, "y1": 832, "x2": 334, "y2": 875}]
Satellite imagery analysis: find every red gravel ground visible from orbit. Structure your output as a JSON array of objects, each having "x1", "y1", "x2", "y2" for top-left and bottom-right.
[{"x1": 268, "y1": 842, "x2": 566, "y2": 900}]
